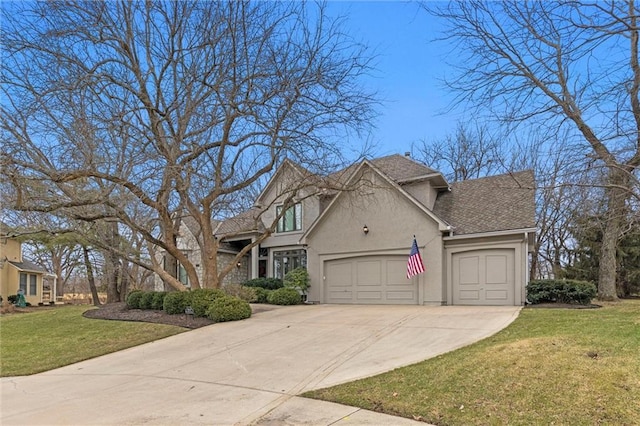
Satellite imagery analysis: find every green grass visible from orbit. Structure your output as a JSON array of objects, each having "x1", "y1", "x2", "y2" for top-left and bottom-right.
[
  {"x1": 304, "y1": 300, "x2": 640, "y2": 425},
  {"x1": 0, "y1": 306, "x2": 185, "y2": 377}
]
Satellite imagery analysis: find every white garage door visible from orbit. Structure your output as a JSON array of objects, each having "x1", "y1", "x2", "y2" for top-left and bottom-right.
[
  {"x1": 324, "y1": 256, "x2": 418, "y2": 304},
  {"x1": 452, "y1": 249, "x2": 515, "y2": 305}
]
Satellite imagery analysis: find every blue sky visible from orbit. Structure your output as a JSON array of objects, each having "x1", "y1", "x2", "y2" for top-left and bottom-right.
[{"x1": 325, "y1": 1, "x2": 463, "y2": 157}]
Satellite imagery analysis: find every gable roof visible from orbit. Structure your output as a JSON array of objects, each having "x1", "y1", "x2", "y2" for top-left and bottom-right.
[
  {"x1": 433, "y1": 170, "x2": 536, "y2": 235},
  {"x1": 303, "y1": 160, "x2": 451, "y2": 240},
  {"x1": 8, "y1": 259, "x2": 47, "y2": 274},
  {"x1": 215, "y1": 208, "x2": 266, "y2": 238}
]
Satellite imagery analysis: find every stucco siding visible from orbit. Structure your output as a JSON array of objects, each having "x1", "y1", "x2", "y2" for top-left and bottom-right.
[{"x1": 305, "y1": 170, "x2": 445, "y2": 305}]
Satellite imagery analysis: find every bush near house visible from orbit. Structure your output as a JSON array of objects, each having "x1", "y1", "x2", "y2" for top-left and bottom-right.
[
  {"x1": 267, "y1": 287, "x2": 302, "y2": 305},
  {"x1": 125, "y1": 290, "x2": 144, "y2": 309},
  {"x1": 162, "y1": 291, "x2": 191, "y2": 315},
  {"x1": 151, "y1": 292, "x2": 167, "y2": 310},
  {"x1": 283, "y1": 267, "x2": 310, "y2": 294},
  {"x1": 253, "y1": 287, "x2": 271, "y2": 304},
  {"x1": 139, "y1": 291, "x2": 156, "y2": 310},
  {"x1": 242, "y1": 277, "x2": 284, "y2": 290},
  {"x1": 188, "y1": 288, "x2": 226, "y2": 317},
  {"x1": 205, "y1": 296, "x2": 252, "y2": 322},
  {"x1": 527, "y1": 279, "x2": 597, "y2": 305},
  {"x1": 222, "y1": 283, "x2": 258, "y2": 302}
]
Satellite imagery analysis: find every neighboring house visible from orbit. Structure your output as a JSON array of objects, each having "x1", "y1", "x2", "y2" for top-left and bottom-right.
[
  {"x1": 0, "y1": 222, "x2": 51, "y2": 305},
  {"x1": 166, "y1": 154, "x2": 536, "y2": 306}
]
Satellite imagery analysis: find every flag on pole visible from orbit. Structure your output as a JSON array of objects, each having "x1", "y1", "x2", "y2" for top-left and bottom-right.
[{"x1": 407, "y1": 236, "x2": 425, "y2": 279}]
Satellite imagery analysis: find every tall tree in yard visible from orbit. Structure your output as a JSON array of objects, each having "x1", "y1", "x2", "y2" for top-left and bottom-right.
[
  {"x1": 1, "y1": 1, "x2": 376, "y2": 291},
  {"x1": 426, "y1": 1, "x2": 640, "y2": 300}
]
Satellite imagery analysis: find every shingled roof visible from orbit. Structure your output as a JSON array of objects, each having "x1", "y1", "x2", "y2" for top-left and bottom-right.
[
  {"x1": 433, "y1": 170, "x2": 536, "y2": 235},
  {"x1": 216, "y1": 208, "x2": 266, "y2": 237},
  {"x1": 369, "y1": 154, "x2": 439, "y2": 182}
]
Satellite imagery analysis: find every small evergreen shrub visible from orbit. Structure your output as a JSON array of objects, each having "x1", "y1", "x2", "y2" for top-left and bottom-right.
[
  {"x1": 151, "y1": 292, "x2": 167, "y2": 310},
  {"x1": 283, "y1": 267, "x2": 309, "y2": 293},
  {"x1": 163, "y1": 291, "x2": 191, "y2": 315},
  {"x1": 253, "y1": 287, "x2": 271, "y2": 304},
  {"x1": 267, "y1": 287, "x2": 302, "y2": 305},
  {"x1": 205, "y1": 296, "x2": 252, "y2": 322},
  {"x1": 527, "y1": 279, "x2": 597, "y2": 305},
  {"x1": 223, "y1": 283, "x2": 257, "y2": 302},
  {"x1": 189, "y1": 288, "x2": 226, "y2": 317},
  {"x1": 242, "y1": 277, "x2": 283, "y2": 290},
  {"x1": 139, "y1": 291, "x2": 155, "y2": 310},
  {"x1": 8, "y1": 295, "x2": 18, "y2": 304},
  {"x1": 126, "y1": 290, "x2": 144, "y2": 309}
]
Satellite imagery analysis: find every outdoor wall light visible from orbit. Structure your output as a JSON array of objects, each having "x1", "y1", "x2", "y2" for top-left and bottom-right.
[
  {"x1": 363, "y1": 225, "x2": 369, "y2": 235},
  {"x1": 236, "y1": 261, "x2": 242, "y2": 268}
]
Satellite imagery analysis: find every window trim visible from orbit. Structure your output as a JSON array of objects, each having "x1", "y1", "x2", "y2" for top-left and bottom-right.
[{"x1": 276, "y1": 203, "x2": 302, "y2": 233}]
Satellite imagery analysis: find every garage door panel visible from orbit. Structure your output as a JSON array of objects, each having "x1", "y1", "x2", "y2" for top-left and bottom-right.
[
  {"x1": 357, "y1": 261, "x2": 381, "y2": 285},
  {"x1": 453, "y1": 249, "x2": 515, "y2": 306},
  {"x1": 325, "y1": 256, "x2": 417, "y2": 305},
  {"x1": 458, "y1": 256, "x2": 480, "y2": 285}
]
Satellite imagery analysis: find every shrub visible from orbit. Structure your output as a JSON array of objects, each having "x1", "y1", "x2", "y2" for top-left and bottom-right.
[
  {"x1": 137, "y1": 291, "x2": 155, "y2": 310},
  {"x1": 253, "y1": 287, "x2": 271, "y2": 304},
  {"x1": 242, "y1": 277, "x2": 283, "y2": 290},
  {"x1": 8, "y1": 295, "x2": 18, "y2": 304},
  {"x1": 163, "y1": 291, "x2": 191, "y2": 315},
  {"x1": 151, "y1": 292, "x2": 167, "y2": 310},
  {"x1": 267, "y1": 287, "x2": 302, "y2": 305},
  {"x1": 283, "y1": 267, "x2": 309, "y2": 293},
  {"x1": 188, "y1": 288, "x2": 226, "y2": 317},
  {"x1": 223, "y1": 283, "x2": 258, "y2": 302},
  {"x1": 126, "y1": 290, "x2": 144, "y2": 309},
  {"x1": 205, "y1": 296, "x2": 252, "y2": 323},
  {"x1": 527, "y1": 279, "x2": 597, "y2": 305}
]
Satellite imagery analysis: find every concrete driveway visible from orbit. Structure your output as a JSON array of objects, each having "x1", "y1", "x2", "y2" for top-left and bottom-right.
[{"x1": 1, "y1": 304, "x2": 520, "y2": 425}]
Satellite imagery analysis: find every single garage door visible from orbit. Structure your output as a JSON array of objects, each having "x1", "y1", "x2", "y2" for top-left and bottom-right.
[
  {"x1": 324, "y1": 256, "x2": 418, "y2": 304},
  {"x1": 452, "y1": 249, "x2": 515, "y2": 305}
]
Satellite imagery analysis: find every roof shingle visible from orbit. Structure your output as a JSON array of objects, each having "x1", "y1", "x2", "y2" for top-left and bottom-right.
[{"x1": 433, "y1": 170, "x2": 536, "y2": 235}]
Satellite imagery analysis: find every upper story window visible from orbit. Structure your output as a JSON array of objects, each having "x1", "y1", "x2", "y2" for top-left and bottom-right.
[{"x1": 276, "y1": 203, "x2": 302, "y2": 233}]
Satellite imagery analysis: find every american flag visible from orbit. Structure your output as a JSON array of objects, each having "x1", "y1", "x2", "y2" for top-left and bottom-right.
[{"x1": 407, "y1": 237, "x2": 425, "y2": 279}]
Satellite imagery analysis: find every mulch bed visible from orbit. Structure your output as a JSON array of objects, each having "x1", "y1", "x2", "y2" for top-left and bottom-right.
[
  {"x1": 525, "y1": 303, "x2": 601, "y2": 309},
  {"x1": 82, "y1": 302, "x2": 282, "y2": 329},
  {"x1": 83, "y1": 302, "x2": 215, "y2": 329}
]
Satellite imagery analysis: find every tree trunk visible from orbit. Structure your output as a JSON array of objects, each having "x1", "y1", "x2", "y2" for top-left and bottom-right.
[
  {"x1": 83, "y1": 246, "x2": 101, "y2": 306},
  {"x1": 597, "y1": 171, "x2": 627, "y2": 301}
]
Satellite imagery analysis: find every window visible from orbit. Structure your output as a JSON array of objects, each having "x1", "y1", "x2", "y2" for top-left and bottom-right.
[
  {"x1": 30, "y1": 274, "x2": 37, "y2": 295},
  {"x1": 276, "y1": 203, "x2": 302, "y2": 233},
  {"x1": 19, "y1": 273, "x2": 38, "y2": 295},
  {"x1": 19, "y1": 273, "x2": 27, "y2": 294},
  {"x1": 273, "y1": 250, "x2": 306, "y2": 279},
  {"x1": 162, "y1": 252, "x2": 190, "y2": 287}
]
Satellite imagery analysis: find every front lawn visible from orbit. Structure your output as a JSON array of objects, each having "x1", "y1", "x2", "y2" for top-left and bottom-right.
[
  {"x1": 0, "y1": 305, "x2": 185, "y2": 377},
  {"x1": 304, "y1": 300, "x2": 640, "y2": 425}
]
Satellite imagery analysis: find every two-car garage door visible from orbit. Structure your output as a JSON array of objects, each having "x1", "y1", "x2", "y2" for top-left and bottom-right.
[
  {"x1": 452, "y1": 249, "x2": 515, "y2": 305},
  {"x1": 324, "y1": 256, "x2": 418, "y2": 304}
]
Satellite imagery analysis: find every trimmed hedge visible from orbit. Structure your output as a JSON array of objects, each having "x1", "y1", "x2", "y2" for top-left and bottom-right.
[
  {"x1": 242, "y1": 277, "x2": 283, "y2": 290},
  {"x1": 205, "y1": 296, "x2": 252, "y2": 322},
  {"x1": 139, "y1": 291, "x2": 155, "y2": 310},
  {"x1": 189, "y1": 288, "x2": 226, "y2": 317},
  {"x1": 253, "y1": 287, "x2": 271, "y2": 304},
  {"x1": 151, "y1": 292, "x2": 167, "y2": 310},
  {"x1": 527, "y1": 279, "x2": 597, "y2": 305},
  {"x1": 125, "y1": 290, "x2": 144, "y2": 309},
  {"x1": 163, "y1": 291, "x2": 191, "y2": 315},
  {"x1": 267, "y1": 287, "x2": 302, "y2": 305}
]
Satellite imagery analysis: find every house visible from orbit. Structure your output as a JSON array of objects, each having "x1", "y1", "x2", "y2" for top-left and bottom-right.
[
  {"x1": 168, "y1": 154, "x2": 536, "y2": 306},
  {"x1": 0, "y1": 222, "x2": 51, "y2": 305}
]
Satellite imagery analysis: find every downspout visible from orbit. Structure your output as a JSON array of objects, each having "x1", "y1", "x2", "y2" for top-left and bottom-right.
[{"x1": 524, "y1": 231, "x2": 529, "y2": 305}]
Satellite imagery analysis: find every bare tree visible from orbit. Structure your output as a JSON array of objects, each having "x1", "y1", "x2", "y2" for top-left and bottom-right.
[
  {"x1": 426, "y1": 1, "x2": 640, "y2": 300},
  {"x1": 413, "y1": 121, "x2": 503, "y2": 182},
  {"x1": 1, "y1": 1, "x2": 377, "y2": 291}
]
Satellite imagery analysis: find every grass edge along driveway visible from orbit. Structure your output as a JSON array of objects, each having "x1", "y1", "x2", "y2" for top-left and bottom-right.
[
  {"x1": 1, "y1": 305, "x2": 185, "y2": 377},
  {"x1": 304, "y1": 300, "x2": 640, "y2": 426}
]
